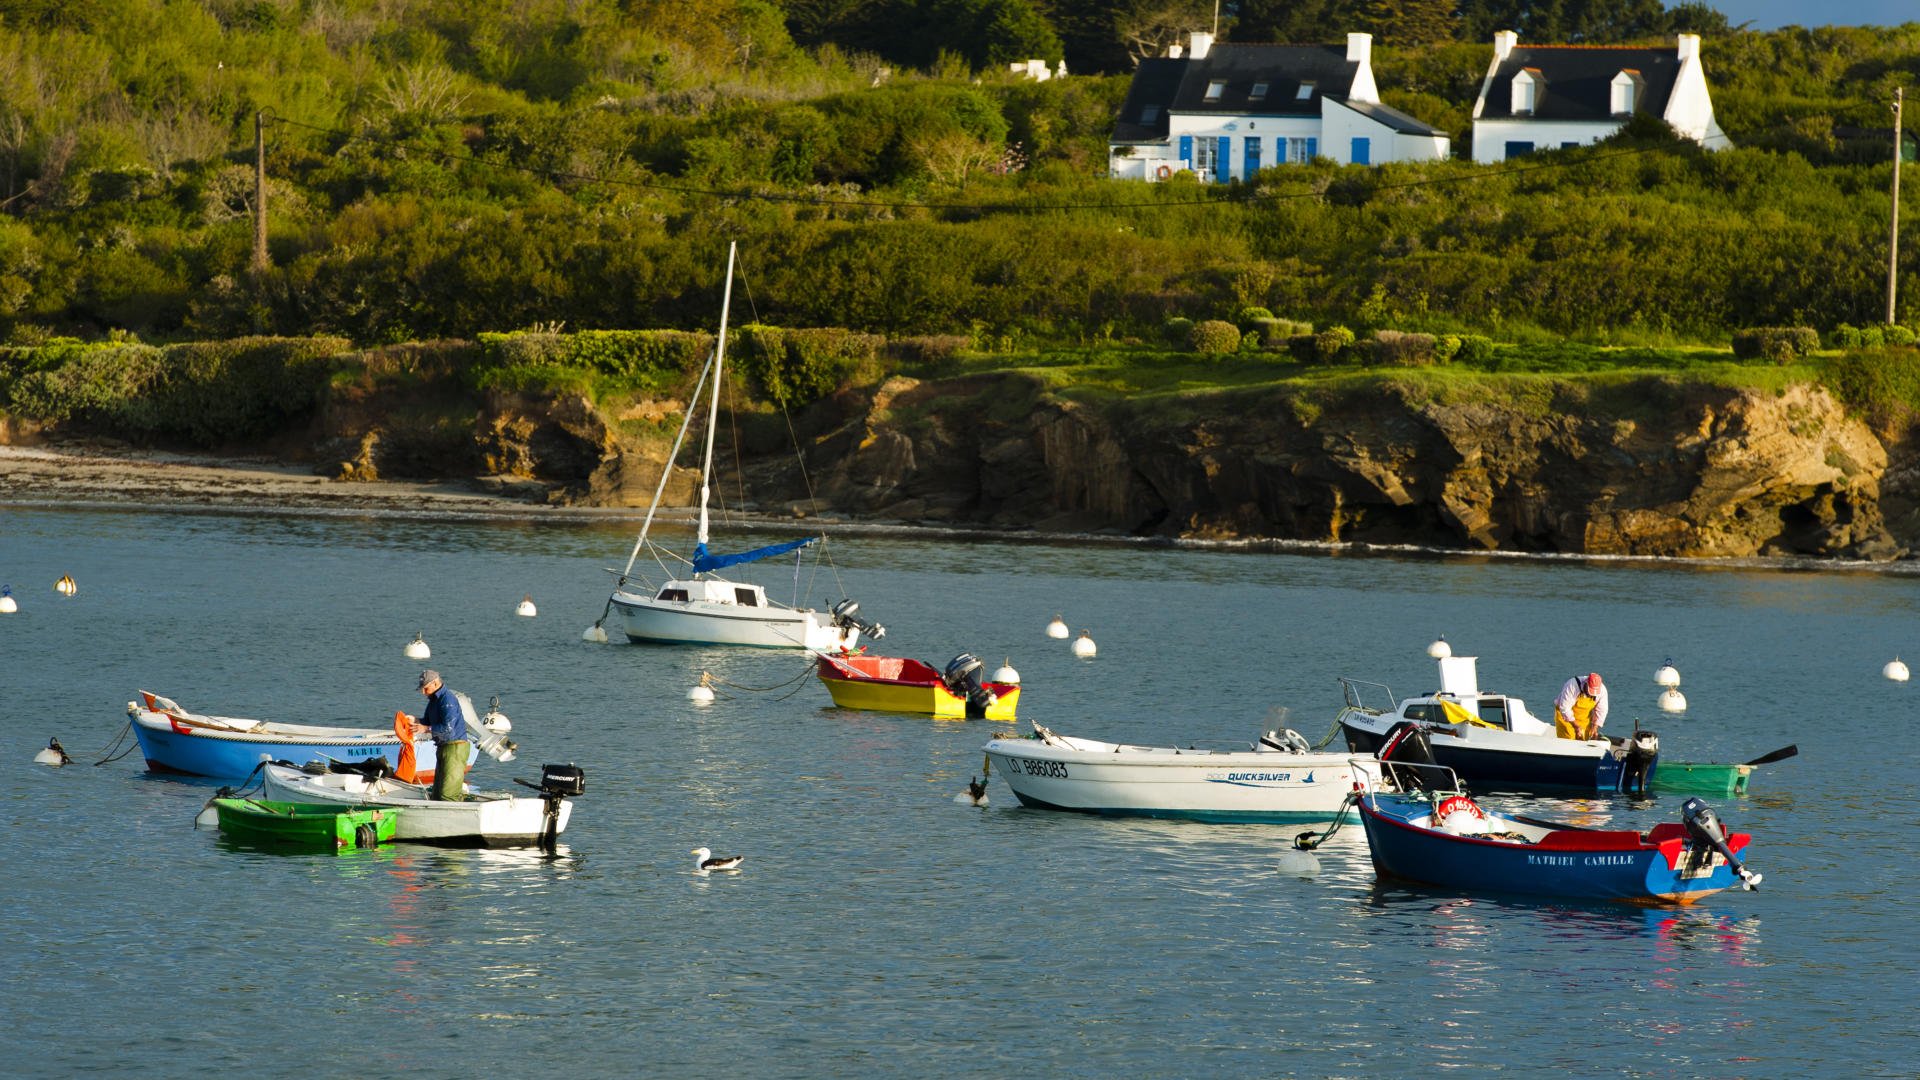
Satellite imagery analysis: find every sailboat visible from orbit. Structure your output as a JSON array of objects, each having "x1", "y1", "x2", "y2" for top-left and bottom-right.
[{"x1": 600, "y1": 243, "x2": 885, "y2": 650}]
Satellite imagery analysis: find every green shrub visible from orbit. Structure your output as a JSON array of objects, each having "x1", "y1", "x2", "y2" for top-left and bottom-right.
[
  {"x1": 1862, "y1": 325, "x2": 1886, "y2": 348},
  {"x1": 475, "y1": 330, "x2": 711, "y2": 396},
  {"x1": 1163, "y1": 316, "x2": 1194, "y2": 345},
  {"x1": 1887, "y1": 324, "x2": 1917, "y2": 348},
  {"x1": 1454, "y1": 335, "x2": 1495, "y2": 365},
  {"x1": 1829, "y1": 323, "x2": 1863, "y2": 349},
  {"x1": 1434, "y1": 335, "x2": 1463, "y2": 363},
  {"x1": 1820, "y1": 347, "x2": 1920, "y2": 419},
  {"x1": 1731, "y1": 326, "x2": 1819, "y2": 362},
  {"x1": 1188, "y1": 319, "x2": 1242, "y2": 356},
  {"x1": 734, "y1": 325, "x2": 886, "y2": 406},
  {"x1": 886, "y1": 334, "x2": 971, "y2": 371},
  {"x1": 1362, "y1": 329, "x2": 1438, "y2": 367},
  {"x1": 1235, "y1": 306, "x2": 1274, "y2": 330}
]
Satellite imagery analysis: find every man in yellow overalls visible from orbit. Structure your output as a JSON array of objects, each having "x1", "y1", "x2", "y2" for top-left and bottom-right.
[{"x1": 1553, "y1": 672, "x2": 1608, "y2": 740}]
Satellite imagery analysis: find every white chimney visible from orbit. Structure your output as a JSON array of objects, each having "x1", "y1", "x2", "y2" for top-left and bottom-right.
[
  {"x1": 1189, "y1": 31, "x2": 1213, "y2": 60},
  {"x1": 1677, "y1": 32, "x2": 1700, "y2": 62},
  {"x1": 1493, "y1": 29, "x2": 1518, "y2": 61},
  {"x1": 1168, "y1": 43, "x2": 1184, "y2": 59},
  {"x1": 1346, "y1": 32, "x2": 1371, "y2": 64}
]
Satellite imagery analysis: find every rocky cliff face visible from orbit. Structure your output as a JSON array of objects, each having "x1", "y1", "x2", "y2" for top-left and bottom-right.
[{"x1": 311, "y1": 371, "x2": 1906, "y2": 560}]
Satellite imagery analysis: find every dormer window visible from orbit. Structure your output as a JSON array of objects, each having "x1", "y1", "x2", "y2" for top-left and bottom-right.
[
  {"x1": 1295, "y1": 81, "x2": 1315, "y2": 101},
  {"x1": 1205, "y1": 80, "x2": 1226, "y2": 101},
  {"x1": 1249, "y1": 81, "x2": 1269, "y2": 101},
  {"x1": 1610, "y1": 69, "x2": 1644, "y2": 115},
  {"x1": 1511, "y1": 69, "x2": 1541, "y2": 115},
  {"x1": 1141, "y1": 104, "x2": 1159, "y2": 123}
]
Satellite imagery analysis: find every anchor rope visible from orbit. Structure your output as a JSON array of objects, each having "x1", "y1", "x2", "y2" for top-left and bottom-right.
[
  {"x1": 89, "y1": 720, "x2": 139, "y2": 766},
  {"x1": 700, "y1": 663, "x2": 816, "y2": 694}
]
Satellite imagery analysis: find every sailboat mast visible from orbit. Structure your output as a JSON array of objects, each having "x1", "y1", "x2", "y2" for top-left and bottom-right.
[{"x1": 697, "y1": 242, "x2": 737, "y2": 551}]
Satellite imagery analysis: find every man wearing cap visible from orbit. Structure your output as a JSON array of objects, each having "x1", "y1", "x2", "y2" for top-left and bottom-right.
[
  {"x1": 1553, "y1": 672, "x2": 1609, "y2": 741},
  {"x1": 404, "y1": 670, "x2": 469, "y2": 801}
]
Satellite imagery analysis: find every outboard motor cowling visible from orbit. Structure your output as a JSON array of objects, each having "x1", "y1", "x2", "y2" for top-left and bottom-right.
[
  {"x1": 1680, "y1": 797, "x2": 1762, "y2": 890},
  {"x1": 830, "y1": 598, "x2": 886, "y2": 641},
  {"x1": 943, "y1": 653, "x2": 997, "y2": 717},
  {"x1": 1378, "y1": 721, "x2": 1446, "y2": 793},
  {"x1": 1620, "y1": 730, "x2": 1659, "y2": 795}
]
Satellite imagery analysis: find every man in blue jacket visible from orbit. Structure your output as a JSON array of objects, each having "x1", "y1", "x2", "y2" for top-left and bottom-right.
[{"x1": 405, "y1": 669, "x2": 469, "y2": 801}]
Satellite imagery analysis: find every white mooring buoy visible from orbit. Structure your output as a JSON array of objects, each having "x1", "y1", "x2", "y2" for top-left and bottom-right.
[
  {"x1": 1071, "y1": 630, "x2": 1097, "y2": 658},
  {"x1": 1046, "y1": 614, "x2": 1069, "y2": 639},
  {"x1": 1658, "y1": 687, "x2": 1688, "y2": 713},
  {"x1": 1427, "y1": 635, "x2": 1451, "y2": 659},
  {"x1": 1655, "y1": 658, "x2": 1681, "y2": 688},
  {"x1": 54, "y1": 575, "x2": 76, "y2": 596},
  {"x1": 0, "y1": 586, "x2": 16, "y2": 613},
  {"x1": 582, "y1": 620, "x2": 609, "y2": 643},
  {"x1": 1885, "y1": 657, "x2": 1910, "y2": 682},
  {"x1": 515, "y1": 594, "x2": 537, "y2": 617},
  {"x1": 34, "y1": 737, "x2": 72, "y2": 767},
  {"x1": 404, "y1": 632, "x2": 432, "y2": 660},
  {"x1": 688, "y1": 673, "x2": 715, "y2": 704},
  {"x1": 991, "y1": 658, "x2": 1021, "y2": 685}
]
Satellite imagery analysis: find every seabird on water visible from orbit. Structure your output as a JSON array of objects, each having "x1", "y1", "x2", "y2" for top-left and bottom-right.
[
  {"x1": 955, "y1": 775, "x2": 988, "y2": 806},
  {"x1": 691, "y1": 846, "x2": 744, "y2": 873}
]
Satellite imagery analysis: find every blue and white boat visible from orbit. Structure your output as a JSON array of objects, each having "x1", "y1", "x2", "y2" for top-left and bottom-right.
[{"x1": 128, "y1": 691, "x2": 436, "y2": 779}]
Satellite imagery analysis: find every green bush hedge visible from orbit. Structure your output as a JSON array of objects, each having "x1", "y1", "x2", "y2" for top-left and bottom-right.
[
  {"x1": 734, "y1": 325, "x2": 887, "y2": 406},
  {"x1": 475, "y1": 329, "x2": 712, "y2": 396},
  {"x1": 1731, "y1": 326, "x2": 1819, "y2": 362},
  {"x1": 1188, "y1": 319, "x2": 1242, "y2": 356}
]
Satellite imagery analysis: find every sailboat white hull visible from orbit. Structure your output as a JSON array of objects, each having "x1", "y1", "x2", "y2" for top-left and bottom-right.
[{"x1": 610, "y1": 589, "x2": 855, "y2": 650}]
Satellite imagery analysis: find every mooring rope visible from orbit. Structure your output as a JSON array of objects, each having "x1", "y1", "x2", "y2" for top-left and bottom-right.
[
  {"x1": 90, "y1": 720, "x2": 139, "y2": 766},
  {"x1": 701, "y1": 664, "x2": 817, "y2": 694}
]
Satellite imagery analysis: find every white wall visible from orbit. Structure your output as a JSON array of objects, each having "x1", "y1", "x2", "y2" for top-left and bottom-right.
[{"x1": 1470, "y1": 118, "x2": 1620, "y2": 162}]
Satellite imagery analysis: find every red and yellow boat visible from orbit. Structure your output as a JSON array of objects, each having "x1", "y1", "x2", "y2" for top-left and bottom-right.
[{"x1": 815, "y1": 653, "x2": 1020, "y2": 720}]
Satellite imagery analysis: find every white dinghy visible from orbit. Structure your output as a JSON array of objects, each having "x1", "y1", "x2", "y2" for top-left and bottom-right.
[{"x1": 260, "y1": 762, "x2": 577, "y2": 847}]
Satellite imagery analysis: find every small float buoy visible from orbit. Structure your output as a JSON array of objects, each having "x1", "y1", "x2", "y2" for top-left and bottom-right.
[
  {"x1": 955, "y1": 775, "x2": 989, "y2": 806},
  {"x1": 404, "y1": 632, "x2": 431, "y2": 660},
  {"x1": 1427, "y1": 635, "x2": 1451, "y2": 659},
  {"x1": 0, "y1": 586, "x2": 16, "y2": 613},
  {"x1": 515, "y1": 594, "x2": 537, "y2": 617},
  {"x1": 582, "y1": 620, "x2": 609, "y2": 643},
  {"x1": 1658, "y1": 687, "x2": 1688, "y2": 712},
  {"x1": 34, "y1": 737, "x2": 73, "y2": 767},
  {"x1": 688, "y1": 673, "x2": 715, "y2": 704},
  {"x1": 481, "y1": 696, "x2": 513, "y2": 733},
  {"x1": 54, "y1": 575, "x2": 76, "y2": 596},
  {"x1": 992, "y1": 658, "x2": 1020, "y2": 684},
  {"x1": 194, "y1": 799, "x2": 221, "y2": 829},
  {"x1": 1071, "y1": 630, "x2": 1096, "y2": 658},
  {"x1": 1046, "y1": 614, "x2": 1069, "y2": 639},
  {"x1": 1655, "y1": 658, "x2": 1681, "y2": 687},
  {"x1": 1884, "y1": 657, "x2": 1910, "y2": 682}
]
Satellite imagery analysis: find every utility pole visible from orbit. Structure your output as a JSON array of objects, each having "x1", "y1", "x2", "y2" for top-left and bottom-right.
[
  {"x1": 253, "y1": 108, "x2": 268, "y2": 274},
  {"x1": 1891, "y1": 87, "x2": 1903, "y2": 325}
]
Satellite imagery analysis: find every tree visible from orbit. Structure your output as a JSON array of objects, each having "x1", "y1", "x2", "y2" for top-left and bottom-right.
[
  {"x1": 1364, "y1": 0, "x2": 1459, "y2": 45},
  {"x1": 1229, "y1": 0, "x2": 1363, "y2": 45}
]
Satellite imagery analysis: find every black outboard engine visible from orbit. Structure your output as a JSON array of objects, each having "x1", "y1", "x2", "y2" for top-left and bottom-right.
[
  {"x1": 942, "y1": 653, "x2": 997, "y2": 718},
  {"x1": 1620, "y1": 730, "x2": 1659, "y2": 795},
  {"x1": 513, "y1": 764, "x2": 586, "y2": 853},
  {"x1": 830, "y1": 598, "x2": 886, "y2": 641},
  {"x1": 1378, "y1": 721, "x2": 1447, "y2": 794},
  {"x1": 1680, "y1": 797, "x2": 1762, "y2": 890}
]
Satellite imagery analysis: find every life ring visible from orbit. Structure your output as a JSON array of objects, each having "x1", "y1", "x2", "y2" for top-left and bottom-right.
[{"x1": 1155, "y1": 164, "x2": 1172, "y2": 180}]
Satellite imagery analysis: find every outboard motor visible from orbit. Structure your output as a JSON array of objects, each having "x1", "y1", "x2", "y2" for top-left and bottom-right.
[
  {"x1": 942, "y1": 653, "x2": 997, "y2": 718},
  {"x1": 1680, "y1": 797, "x2": 1762, "y2": 890},
  {"x1": 513, "y1": 764, "x2": 586, "y2": 854},
  {"x1": 1378, "y1": 721, "x2": 1446, "y2": 794},
  {"x1": 830, "y1": 598, "x2": 886, "y2": 641},
  {"x1": 1620, "y1": 730, "x2": 1659, "y2": 795}
]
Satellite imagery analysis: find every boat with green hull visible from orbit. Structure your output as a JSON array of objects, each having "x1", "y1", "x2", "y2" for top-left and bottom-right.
[{"x1": 212, "y1": 798, "x2": 399, "y2": 852}]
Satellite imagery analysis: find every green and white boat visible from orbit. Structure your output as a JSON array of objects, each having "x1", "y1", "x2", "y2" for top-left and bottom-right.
[{"x1": 212, "y1": 798, "x2": 399, "y2": 852}]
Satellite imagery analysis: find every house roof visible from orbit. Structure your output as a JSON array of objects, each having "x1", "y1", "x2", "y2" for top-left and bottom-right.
[
  {"x1": 1115, "y1": 42, "x2": 1452, "y2": 139},
  {"x1": 1480, "y1": 46, "x2": 1684, "y2": 121},
  {"x1": 1339, "y1": 99, "x2": 1447, "y2": 137},
  {"x1": 1112, "y1": 57, "x2": 1184, "y2": 141}
]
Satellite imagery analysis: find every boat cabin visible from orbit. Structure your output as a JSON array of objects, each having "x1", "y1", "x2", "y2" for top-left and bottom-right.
[
  {"x1": 655, "y1": 578, "x2": 770, "y2": 608},
  {"x1": 1395, "y1": 656, "x2": 1553, "y2": 735}
]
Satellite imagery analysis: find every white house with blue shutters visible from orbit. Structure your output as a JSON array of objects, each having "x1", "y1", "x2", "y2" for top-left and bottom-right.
[
  {"x1": 1469, "y1": 31, "x2": 1727, "y2": 162},
  {"x1": 1109, "y1": 32, "x2": 1449, "y2": 183}
]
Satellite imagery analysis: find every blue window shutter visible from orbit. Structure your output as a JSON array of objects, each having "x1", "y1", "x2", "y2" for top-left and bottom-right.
[
  {"x1": 1217, "y1": 136, "x2": 1231, "y2": 181},
  {"x1": 1244, "y1": 136, "x2": 1261, "y2": 175},
  {"x1": 1350, "y1": 137, "x2": 1370, "y2": 165},
  {"x1": 1178, "y1": 134, "x2": 1193, "y2": 167},
  {"x1": 1306, "y1": 137, "x2": 1317, "y2": 160}
]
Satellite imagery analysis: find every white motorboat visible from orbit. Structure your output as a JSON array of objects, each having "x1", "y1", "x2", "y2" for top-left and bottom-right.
[
  {"x1": 982, "y1": 722, "x2": 1380, "y2": 823},
  {"x1": 260, "y1": 763, "x2": 574, "y2": 847},
  {"x1": 599, "y1": 242, "x2": 883, "y2": 651},
  {"x1": 1334, "y1": 656, "x2": 1659, "y2": 794}
]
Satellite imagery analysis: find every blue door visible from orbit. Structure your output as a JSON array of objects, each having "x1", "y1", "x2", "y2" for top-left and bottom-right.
[
  {"x1": 1244, "y1": 136, "x2": 1261, "y2": 176},
  {"x1": 1505, "y1": 141, "x2": 1535, "y2": 158},
  {"x1": 1217, "y1": 136, "x2": 1231, "y2": 182},
  {"x1": 1305, "y1": 137, "x2": 1317, "y2": 160},
  {"x1": 1350, "y1": 137, "x2": 1370, "y2": 165},
  {"x1": 1178, "y1": 134, "x2": 1193, "y2": 171}
]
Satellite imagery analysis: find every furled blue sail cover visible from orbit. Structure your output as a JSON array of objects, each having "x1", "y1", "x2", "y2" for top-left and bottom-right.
[{"x1": 692, "y1": 537, "x2": 814, "y2": 573}]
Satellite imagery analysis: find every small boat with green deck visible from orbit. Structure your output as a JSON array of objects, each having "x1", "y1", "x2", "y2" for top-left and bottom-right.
[{"x1": 213, "y1": 798, "x2": 399, "y2": 852}]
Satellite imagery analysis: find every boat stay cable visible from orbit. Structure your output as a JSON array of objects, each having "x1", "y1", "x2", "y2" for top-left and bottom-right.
[{"x1": 618, "y1": 346, "x2": 718, "y2": 581}]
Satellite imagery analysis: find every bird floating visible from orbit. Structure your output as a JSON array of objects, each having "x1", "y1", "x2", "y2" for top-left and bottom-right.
[
  {"x1": 515, "y1": 594, "x2": 537, "y2": 617},
  {"x1": 403, "y1": 632, "x2": 431, "y2": 660},
  {"x1": 954, "y1": 775, "x2": 989, "y2": 806},
  {"x1": 991, "y1": 658, "x2": 1021, "y2": 685},
  {"x1": 692, "y1": 846, "x2": 743, "y2": 873},
  {"x1": 688, "y1": 673, "x2": 715, "y2": 704},
  {"x1": 1655, "y1": 658, "x2": 1681, "y2": 687},
  {"x1": 0, "y1": 586, "x2": 15, "y2": 614},
  {"x1": 1658, "y1": 688, "x2": 1688, "y2": 713},
  {"x1": 1427, "y1": 635, "x2": 1451, "y2": 659},
  {"x1": 1885, "y1": 658, "x2": 1910, "y2": 682},
  {"x1": 1045, "y1": 615, "x2": 1069, "y2": 639},
  {"x1": 54, "y1": 575, "x2": 76, "y2": 596},
  {"x1": 582, "y1": 620, "x2": 609, "y2": 643},
  {"x1": 34, "y1": 737, "x2": 72, "y2": 767},
  {"x1": 1071, "y1": 630, "x2": 1097, "y2": 658}
]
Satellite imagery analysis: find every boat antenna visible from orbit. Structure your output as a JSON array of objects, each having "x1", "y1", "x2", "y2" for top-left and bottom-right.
[
  {"x1": 696, "y1": 241, "x2": 738, "y2": 555},
  {"x1": 620, "y1": 347, "x2": 718, "y2": 579}
]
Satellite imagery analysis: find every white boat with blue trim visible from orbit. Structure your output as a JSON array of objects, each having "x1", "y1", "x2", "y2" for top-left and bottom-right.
[
  {"x1": 599, "y1": 242, "x2": 883, "y2": 651},
  {"x1": 983, "y1": 722, "x2": 1380, "y2": 824}
]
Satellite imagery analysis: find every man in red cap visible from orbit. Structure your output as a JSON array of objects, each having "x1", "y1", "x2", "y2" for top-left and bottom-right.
[{"x1": 1553, "y1": 672, "x2": 1609, "y2": 740}]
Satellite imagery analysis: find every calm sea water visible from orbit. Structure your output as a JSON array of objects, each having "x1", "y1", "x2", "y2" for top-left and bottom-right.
[{"x1": 2, "y1": 506, "x2": 1915, "y2": 1078}]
